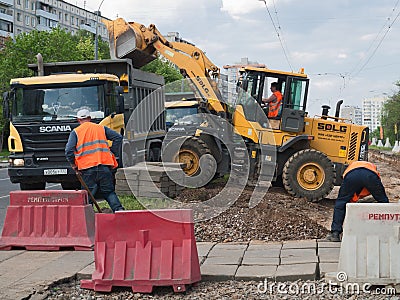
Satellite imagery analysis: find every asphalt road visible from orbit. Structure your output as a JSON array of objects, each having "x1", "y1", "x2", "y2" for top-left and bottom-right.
[{"x1": 0, "y1": 168, "x2": 61, "y2": 232}]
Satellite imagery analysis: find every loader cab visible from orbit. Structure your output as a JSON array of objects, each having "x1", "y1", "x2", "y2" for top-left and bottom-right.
[{"x1": 237, "y1": 67, "x2": 309, "y2": 132}]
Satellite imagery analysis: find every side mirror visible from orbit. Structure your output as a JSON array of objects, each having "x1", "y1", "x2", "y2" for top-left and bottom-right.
[
  {"x1": 115, "y1": 86, "x2": 125, "y2": 114},
  {"x1": 3, "y1": 92, "x2": 10, "y2": 119}
]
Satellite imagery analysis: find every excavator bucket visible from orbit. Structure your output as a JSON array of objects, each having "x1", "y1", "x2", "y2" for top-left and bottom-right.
[{"x1": 103, "y1": 18, "x2": 157, "y2": 68}]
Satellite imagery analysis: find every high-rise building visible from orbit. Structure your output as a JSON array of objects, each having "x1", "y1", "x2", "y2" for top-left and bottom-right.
[
  {"x1": 362, "y1": 96, "x2": 387, "y2": 132},
  {"x1": 0, "y1": 0, "x2": 108, "y2": 48},
  {"x1": 341, "y1": 105, "x2": 362, "y2": 125}
]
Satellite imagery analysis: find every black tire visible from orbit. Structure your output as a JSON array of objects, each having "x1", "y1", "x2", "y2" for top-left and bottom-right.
[
  {"x1": 20, "y1": 182, "x2": 46, "y2": 190},
  {"x1": 61, "y1": 181, "x2": 80, "y2": 190},
  {"x1": 162, "y1": 136, "x2": 217, "y2": 186},
  {"x1": 282, "y1": 149, "x2": 335, "y2": 202}
]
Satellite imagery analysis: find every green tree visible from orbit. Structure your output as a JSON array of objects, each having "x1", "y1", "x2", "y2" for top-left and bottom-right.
[
  {"x1": 0, "y1": 28, "x2": 110, "y2": 92},
  {"x1": 381, "y1": 81, "x2": 400, "y2": 143},
  {"x1": 141, "y1": 58, "x2": 183, "y2": 84},
  {"x1": 0, "y1": 27, "x2": 110, "y2": 149}
]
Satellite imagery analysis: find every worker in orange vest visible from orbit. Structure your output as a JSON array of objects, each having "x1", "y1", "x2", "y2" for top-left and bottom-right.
[
  {"x1": 65, "y1": 109, "x2": 125, "y2": 212},
  {"x1": 262, "y1": 82, "x2": 283, "y2": 118},
  {"x1": 326, "y1": 161, "x2": 389, "y2": 242}
]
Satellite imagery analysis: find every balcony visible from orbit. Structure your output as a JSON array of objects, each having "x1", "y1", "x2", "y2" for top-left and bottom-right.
[
  {"x1": 80, "y1": 23, "x2": 95, "y2": 34},
  {"x1": 0, "y1": 0, "x2": 13, "y2": 6},
  {"x1": 36, "y1": 9, "x2": 59, "y2": 22},
  {"x1": 0, "y1": 10, "x2": 13, "y2": 23},
  {"x1": 36, "y1": 23, "x2": 51, "y2": 31}
]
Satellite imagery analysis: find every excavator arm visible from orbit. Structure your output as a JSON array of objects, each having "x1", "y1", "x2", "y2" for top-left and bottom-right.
[{"x1": 103, "y1": 18, "x2": 226, "y2": 116}]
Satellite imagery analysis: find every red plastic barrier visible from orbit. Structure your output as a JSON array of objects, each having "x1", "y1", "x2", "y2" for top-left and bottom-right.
[
  {"x1": 80, "y1": 209, "x2": 200, "y2": 293},
  {"x1": 0, "y1": 190, "x2": 95, "y2": 251}
]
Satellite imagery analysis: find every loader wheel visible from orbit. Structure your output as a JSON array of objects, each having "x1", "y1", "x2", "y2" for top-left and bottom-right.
[
  {"x1": 282, "y1": 149, "x2": 335, "y2": 202},
  {"x1": 163, "y1": 136, "x2": 217, "y2": 186}
]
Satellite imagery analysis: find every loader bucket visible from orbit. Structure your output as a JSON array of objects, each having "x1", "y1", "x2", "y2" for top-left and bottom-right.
[{"x1": 103, "y1": 18, "x2": 157, "y2": 68}]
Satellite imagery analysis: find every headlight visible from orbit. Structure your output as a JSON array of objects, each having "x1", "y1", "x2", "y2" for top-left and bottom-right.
[{"x1": 11, "y1": 158, "x2": 24, "y2": 167}]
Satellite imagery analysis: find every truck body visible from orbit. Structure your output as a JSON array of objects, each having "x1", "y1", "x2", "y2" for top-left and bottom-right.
[{"x1": 3, "y1": 58, "x2": 165, "y2": 190}]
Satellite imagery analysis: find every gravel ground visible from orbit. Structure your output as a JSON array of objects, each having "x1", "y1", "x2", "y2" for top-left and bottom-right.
[
  {"x1": 45, "y1": 279, "x2": 399, "y2": 299},
  {"x1": 43, "y1": 151, "x2": 400, "y2": 299}
]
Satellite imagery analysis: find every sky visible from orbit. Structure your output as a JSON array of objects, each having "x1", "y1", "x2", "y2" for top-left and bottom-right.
[{"x1": 80, "y1": 0, "x2": 400, "y2": 116}]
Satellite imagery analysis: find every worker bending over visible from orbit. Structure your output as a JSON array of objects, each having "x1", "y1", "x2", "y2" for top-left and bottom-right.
[{"x1": 326, "y1": 161, "x2": 389, "y2": 242}]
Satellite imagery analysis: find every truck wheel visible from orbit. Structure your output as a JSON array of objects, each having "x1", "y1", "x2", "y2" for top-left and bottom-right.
[
  {"x1": 20, "y1": 182, "x2": 46, "y2": 190},
  {"x1": 163, "y1": 136, "x2": 217, "y2": 186},
  {"x1": 61, "y1": 181, "x2": 80, "y2": 190},
  {"x1": 282, "y1": 149, "x2": 335, "y2": 202}
]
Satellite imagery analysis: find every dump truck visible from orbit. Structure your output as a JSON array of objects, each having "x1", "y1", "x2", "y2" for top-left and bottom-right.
[
  {"x1": 103, "y1": 17, "x2": 369, "y2": 201},
  {"x1": 3, "y1": 57, "x2": 165, "y2": 190}
]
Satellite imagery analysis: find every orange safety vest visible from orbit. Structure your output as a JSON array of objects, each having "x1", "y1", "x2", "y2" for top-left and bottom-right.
[
  {"x1": 74, "y1": 122, "x2": 118, "y2": 170},
  {"x1": 342, "y1": 161, "x2": 380, "y2": 203},
  {"x1": 268, "y1": 91, "x2": 283, "y2": 118}
]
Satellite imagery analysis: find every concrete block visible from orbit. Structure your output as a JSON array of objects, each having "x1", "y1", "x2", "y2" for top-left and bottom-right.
[
  {"x1": 280, "y1": 248, "x2": 316, "y2": 258},
  {"x1": 208, "y1": 249, "x2": 245, "y2": 258},
  {"x1": 242, "y1": 256, "x2": 279, "y2": 266},
  {"x1": 0, "y1": 250, "x2": 25, "y2": 263},
  {"x1": 200, "y1": 264, "x2": 238, "y2": 281},
  {"x1": 212, "y1": 243, "x2": 248, "y2": 251},
  {"x1": 282, "y1": 239, "x2": 317, "y2": 249},
  {"x1": 235, "y1": 265, "x2": 277, "y2": 280},
  {"x1": 318, "y1": 247, "x2": 340, "y2": 263},
  {"x1": 319, "y1": 262, "x2": 338, "y2": 278},
  {"x1": 196, "y1": 242, "x2": 216, "y2": 257},
  {"x1": 77, "y1": 262, "x2": 94, "y2": 280},
  {"x1": 275, "y1": 263, "x2": 318, "y2": 282},
  {"x1": 280, "y1": 255, "x2": 318, "y2": 265},
  {"x1": 244, "y1": 249, "x2": 280, "y2": 258},
  {"x1": 202, "y1": 256, "x2": 242, "y2": 265},
  {"x1": 317, "y1": 241, "x2": 342, "y2": 248},
  {"x1": 247, "y1": 243, "x2": 282, "y2": 252}
]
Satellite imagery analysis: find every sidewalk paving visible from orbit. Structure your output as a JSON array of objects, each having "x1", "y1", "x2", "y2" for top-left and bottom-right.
[{"x1": 0, "y1": 239, "x2": 340, "y2": 299}]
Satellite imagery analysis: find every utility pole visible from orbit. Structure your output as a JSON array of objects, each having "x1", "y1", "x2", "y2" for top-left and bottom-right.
[{"x1": 94, "y1": 0, "x2": 105, "y2": 60}]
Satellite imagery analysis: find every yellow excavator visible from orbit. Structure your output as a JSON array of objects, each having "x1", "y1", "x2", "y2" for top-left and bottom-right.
[{"x1": 103, "y1": 17, "x2": 369, "y2": 201}]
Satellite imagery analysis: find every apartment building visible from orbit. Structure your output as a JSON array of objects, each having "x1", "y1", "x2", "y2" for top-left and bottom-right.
[
  {"x1": 340, "y1": 105, "x2": 362, "y2": 125},
  {"x1": 362, "y1": 96, "x2": 387, "y2": 132},
  {"x1": 0, "y1": 0, "x2": 108, "y2": 48}
]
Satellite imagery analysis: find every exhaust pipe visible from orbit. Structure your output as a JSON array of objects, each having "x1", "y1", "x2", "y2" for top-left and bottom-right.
[
  {"x1": 335, "y1": 100, "x2": 344, "y2": 118},
  {"x1": 321, "y1": 105, "x2": 330, "y2": 120},
  {"x1": 36, "y1": 53, "x2": 44, "y2": 76}
]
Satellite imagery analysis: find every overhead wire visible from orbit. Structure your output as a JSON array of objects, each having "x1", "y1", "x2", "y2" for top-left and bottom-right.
[
  {"x1": 350, "y1": 0, "x2": 400, "y2": 78},
  {"x1": 259, "y1": 0, "x2": 294, "y2": 71}
]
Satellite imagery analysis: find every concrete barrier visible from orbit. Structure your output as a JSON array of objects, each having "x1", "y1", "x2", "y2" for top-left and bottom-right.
[{"x1": 327, "y1": 203, "x2": 400, "y2": 288}]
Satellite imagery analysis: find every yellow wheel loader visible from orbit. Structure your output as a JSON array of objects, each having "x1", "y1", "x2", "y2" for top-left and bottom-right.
[{"x1": 103, "y1": 18, "x2": 369, "y2": 201}]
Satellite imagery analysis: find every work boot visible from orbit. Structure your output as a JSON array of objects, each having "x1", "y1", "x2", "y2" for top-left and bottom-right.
[{"x1": 325, "y1": 231, "x2": 341, "y2": 242}]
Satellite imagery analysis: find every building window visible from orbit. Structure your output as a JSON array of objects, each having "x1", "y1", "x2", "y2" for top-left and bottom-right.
[
  {"x1": 71, "y1": 16, "x2": 74, "y2": 24},
  {"x1": 65, "y1": 13, "x2": 68, "y2": 22},
  {"x1": 17, "y1": 12, "x2": 21, "y2": 22},
  {"x1": 25, "y1": 15, "x2": 30, "y2": 26},
  {"x1": 31, "y1": 2, "x2": 35, "y2": 10},
  {"x1": 25, "y1": 0, "x2": 29, "y2": 9},
  {"x1": 31, "y1": 17, "x2": 35, "y2": 27},
  {"x1": 17, "y1": 0, "x2": 21, "y2": 5},
  {"x1": 17, "y1": 29, "x2": 22, "y2": 34},
  {"x1": 59, "y1": 12, "x2": 62, "y2": 21}
]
